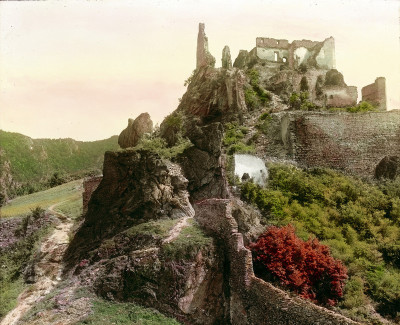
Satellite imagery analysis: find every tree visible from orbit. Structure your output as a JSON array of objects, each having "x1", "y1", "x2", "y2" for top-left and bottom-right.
[
  {"x1": 49, "y1": 172, "x2": 64, "y2": 188},
  {"x1": 249, "y1": 225, "x2": 348, "y2": 305}
]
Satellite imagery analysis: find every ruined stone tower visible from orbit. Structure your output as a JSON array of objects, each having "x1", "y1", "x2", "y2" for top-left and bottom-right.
[
  {"x1": 362, "y1": 77, "x2": 387, "y2": 111},
  {"x1": 196, "y1": 23, "x2": 215, "y2": 68}
]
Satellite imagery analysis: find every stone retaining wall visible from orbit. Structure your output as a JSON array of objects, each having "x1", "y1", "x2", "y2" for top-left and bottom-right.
[
  {"x1": 264, "y1": 110, "x2": 400, "y2": 178},
  {"x1": 194, "y1": 198, "x2": 359, "y2": 325}
]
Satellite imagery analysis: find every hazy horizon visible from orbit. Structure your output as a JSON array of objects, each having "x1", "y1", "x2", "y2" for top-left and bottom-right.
[{"x1": 1, "y1": 0, "x2": 399, "y2": 141}]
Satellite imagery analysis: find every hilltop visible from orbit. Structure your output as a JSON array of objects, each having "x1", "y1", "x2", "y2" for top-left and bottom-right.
[{"x1": 1, "y1": 23, "x2": 399, "y2": 325}]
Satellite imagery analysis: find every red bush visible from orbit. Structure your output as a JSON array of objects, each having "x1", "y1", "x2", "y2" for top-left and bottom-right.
[{"x1": 249, "y1": 225, "x2": 347, "y2": 305}]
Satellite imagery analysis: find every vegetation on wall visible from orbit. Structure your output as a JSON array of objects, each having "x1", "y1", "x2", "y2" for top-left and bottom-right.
[
  {"x1": 328, "y1": 101, "x2": 376, "y2": 113},
  {"x1": 245, "y1": 69, "x2": 271, "y2": 110},
  {"x1": 134, "y1": 126, "x2": 192, "y2": 160},
  {"x1": 241, "y1": 165, "x2": 400, "y2": 323},
  {"x1": 289, "y1": 92, "x2": 315, "y2": 111},
  {"x1": 222, "y1": 122, "x2": 255, "y2": 156}
]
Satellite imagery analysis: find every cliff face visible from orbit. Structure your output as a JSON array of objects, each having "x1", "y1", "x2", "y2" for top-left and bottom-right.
[
  {"x1": 66, "y1": 150, "x2": 194, "y2": 257},
  {"x1": 178, "y1": 66, "x2": 247, "y2": 122}
]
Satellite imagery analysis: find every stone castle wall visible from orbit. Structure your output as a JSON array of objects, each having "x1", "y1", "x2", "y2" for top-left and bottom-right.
[
  {"x1": 362, "y1": 77, "x2": 387, "y2": 111},
  {"x1": 82, "y1": 176, "x2": 102, "y2": 215},
  {"x1": 264, "y1": 111, "x2": 400, "y2": 178},
  {"x1": 255, "y1": 36, "x2": 335, "y2": 69},
  {"x1": 194, "y1": 199, "x2": 358, "y2": 325}
]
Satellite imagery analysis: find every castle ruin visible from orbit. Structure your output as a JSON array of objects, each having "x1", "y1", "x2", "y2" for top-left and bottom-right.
[
  {"x1": 362, "y1": 77, "x2": 387, "y2": 111},
  {"x1": 196, "y1": 23, "x2": 387, "y2": 111},
  {"x1": 255, "y1": 36, "x2": 335, "y2": 70}
]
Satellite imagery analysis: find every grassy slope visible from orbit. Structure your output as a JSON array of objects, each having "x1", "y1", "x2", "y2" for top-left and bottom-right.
[
  {"x1": 0, "y1": 180, "x2": 84, "y2": 319},
  {"x1": 75, "y1": 299, "x2": 181, "y2": 325},
  {"x1": 1, "y1": 179, "x2": 83, "y2": 218},
  {"x1": 0, "y1": 130, "x2": 118, "y2": 184}
]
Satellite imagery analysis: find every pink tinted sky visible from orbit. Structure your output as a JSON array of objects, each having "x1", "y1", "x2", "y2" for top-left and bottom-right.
[{"x1": 0, "y1": 0, "x2": 399, "y2": 141}]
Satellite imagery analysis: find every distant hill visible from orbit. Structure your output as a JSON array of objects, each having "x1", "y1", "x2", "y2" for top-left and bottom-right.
[{"x1": 0, "y1": 130, "x2": 119, "y2": 200}]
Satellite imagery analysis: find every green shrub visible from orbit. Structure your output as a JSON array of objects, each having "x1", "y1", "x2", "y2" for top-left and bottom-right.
[
  {"x1": 289, "y1": 92, "x2": 315, "y2": 111},
  {"x1": 223, "y1": 123, "x2": 255, "y2": 155},
  {"x1": 161, "y1": 220, "x2": 213, "y2": 260},
  {"x1": 245, "y1": 69, "x2": 271, "y2": 109},
  {"x1": 328, "y1": 101, "x2": 376, "y2": 113},
  {"x1": 76, "y1": 299, "x2": 181, "y2": 325},
  {"x1": 135, "y1": 133, "x2": 192, "y2": 160},
  {"x1": 240, "y1": 163, "x2": 400, "y2": 322},
  {"x1": 256, "y1": 112, "x2": 272, "y2": 134},
  {"x1": 245, "y1": 87, "x2": 260, "y2": 109}
]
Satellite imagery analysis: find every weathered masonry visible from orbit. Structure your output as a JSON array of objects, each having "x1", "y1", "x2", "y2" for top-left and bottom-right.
[
  {"x1": 362, "y1": 77, "x2": 387, "y2": 111},
  {"x1": 265, "y1": 110, "x2": 400, "y2": 178},
  {"x1": 255, "y1": 36, "x2": 335, "y2": 70}
]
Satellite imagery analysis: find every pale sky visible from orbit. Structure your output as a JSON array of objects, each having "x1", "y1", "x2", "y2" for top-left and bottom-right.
[{"x1": 0, "y1": 0, "x2": 399, "y2": 141}]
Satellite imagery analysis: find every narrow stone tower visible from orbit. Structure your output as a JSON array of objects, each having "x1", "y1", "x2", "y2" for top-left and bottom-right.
[{"x1": 196, "y1": 23, "x2": 215, "y2": 69}]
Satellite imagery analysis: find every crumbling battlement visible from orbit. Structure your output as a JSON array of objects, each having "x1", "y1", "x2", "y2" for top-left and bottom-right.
[
  {"x1": 82, "y1": 175, "x2": 102, "y2": 215},
  {"x1": 362, "y1": 77, "x2": 387, "y2": 111},
  {"x1": 255, "y1": 36, "x2": 335, "y2": 70},
  {"x1": 194, "y1": 199, "x2": 358, "y2": 325}
]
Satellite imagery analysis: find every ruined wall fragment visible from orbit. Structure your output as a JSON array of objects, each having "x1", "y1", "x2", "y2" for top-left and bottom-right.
[
  {"x1": 362, "y1": 77, "x2": 387, "y2": 110},
  {"x1": 196, "y1": 23, "x2": 215, "y2": 69},
  {"x1": 264, "y1": 111, "x2": 400, "y2": 178},
  {"x1": 254, "y1": 36, "x2": 335, "y2": 69},
  {"x1": 221, "y1": 45, "x2": 232, "y2": 69}
]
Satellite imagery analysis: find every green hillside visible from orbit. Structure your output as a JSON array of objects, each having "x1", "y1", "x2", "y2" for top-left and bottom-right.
[
  {"x1": 1, "y1": 179, "x2": 83, "y2": 219},
  {"x1": 0, "y1": 130, "x2": 118, "y2": 199}
]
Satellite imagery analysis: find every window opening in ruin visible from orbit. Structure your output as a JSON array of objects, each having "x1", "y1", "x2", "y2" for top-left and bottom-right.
[
  {"x1": 282, "y1": 57, "x2": 287, "y2": 63},
  {"x1": 276, "y1": 41, "x2": 279, "y2": 45},
  {"x1": 274, "y1": 52, "x2": 278, "y2": 61}
]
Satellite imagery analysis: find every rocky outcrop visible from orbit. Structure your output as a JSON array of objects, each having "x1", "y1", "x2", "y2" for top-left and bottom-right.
[
  {"x1": 375, "y1": 156, "x2": 399, "y2": 180},
  {"x1": 222, "y1": 45, "x2": 232, "y2": 69},
  {"x1": 64, "y1": 149, "x2": 228, "y2": 324},
  {"x1": 82, "y1": 176, "x2": 102, "y2": 215},
  {"x1": 118, "y1": 113, "x2": 153, "y2": 149},
  {"x1": 233, "y1": 50, "x2": 256, "y2": 69},
  {"x1": 65, "y1": 150, "x2": 193, "y2": 259},
  {"x1": 196, "y1": 23, "x2": 215, "y2": 69},
  {"x1": 179, "y1": 122, "x2": 229, "y2": 201},
  {"x1": 177, "y1": 67, "x2": 247, "y2": 121}
]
